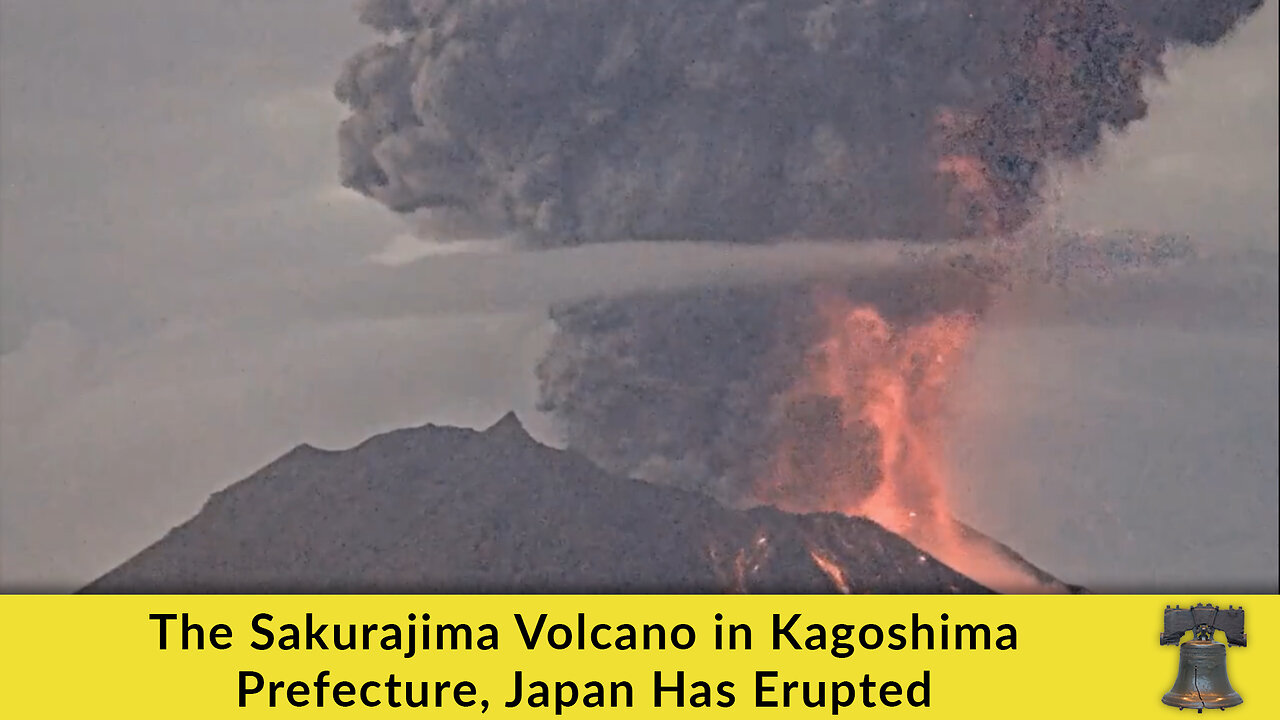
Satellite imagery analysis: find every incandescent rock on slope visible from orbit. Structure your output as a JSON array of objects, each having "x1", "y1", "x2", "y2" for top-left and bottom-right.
[{"x1": 85, "y1": 413, "x2": 1031, "y2": 594}]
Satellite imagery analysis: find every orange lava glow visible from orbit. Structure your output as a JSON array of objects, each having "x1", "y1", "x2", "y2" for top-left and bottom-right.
[
  {"x1": 763, "y1": 289, "x2": 1061, "y2": 593},
  {"x1": 808, "y1": 549, "x2": 852, "y2": 594},
  {"x1": 709, "y1": 531, "x2": 771, "y2": 593}
]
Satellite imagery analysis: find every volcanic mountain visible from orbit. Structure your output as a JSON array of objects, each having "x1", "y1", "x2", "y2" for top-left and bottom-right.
[{"x1": 83, "y1": 412, "x2": 1073, "y2": 594}]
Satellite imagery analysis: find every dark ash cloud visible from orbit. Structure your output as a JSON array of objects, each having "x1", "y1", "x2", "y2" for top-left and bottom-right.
[
  {"x1": 336, "y1": 1, "x2": 1263, "y2": 513},
  {"x1": 338, "y1": 0, "x2": 1262, "y2": 244},
  {"x1": 534, "y1": 259, "x2": 1000, "y2": 505}
]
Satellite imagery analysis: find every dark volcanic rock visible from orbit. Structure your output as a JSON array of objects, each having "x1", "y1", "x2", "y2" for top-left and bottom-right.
[{"x1": 83, "y1": 412, "x2": 996, "y2": 594}]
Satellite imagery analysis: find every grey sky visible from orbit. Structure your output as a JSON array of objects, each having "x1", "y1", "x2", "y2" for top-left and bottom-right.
[{"x1": 1, "y1": 1, "x2": 1276, "y2": 589}]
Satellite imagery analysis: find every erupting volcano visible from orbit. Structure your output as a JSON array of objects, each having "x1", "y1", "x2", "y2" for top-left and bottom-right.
[
  {"x1": 82, "y1": 0, "x2": 1262, "y2": 595},
  {"x1": 763, "y1": 291, "x2": 1066, "y2": 592},
  {"x1": 763, "y1": 295, "x2": 975, "y2": 525},
  {"x1": 534, "y1": 263, "x2": 1073, "y2": 594}
]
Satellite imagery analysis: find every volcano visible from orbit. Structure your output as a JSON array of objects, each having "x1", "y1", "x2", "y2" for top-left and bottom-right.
[{"x1": 82, "y1": 412, "x2": 1076, "y2": 594}]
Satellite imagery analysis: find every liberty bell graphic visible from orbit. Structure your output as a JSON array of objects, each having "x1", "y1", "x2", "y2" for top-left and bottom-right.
[{"x1": 1160, "y1": 603, "x2": 1246, "y2": 712}]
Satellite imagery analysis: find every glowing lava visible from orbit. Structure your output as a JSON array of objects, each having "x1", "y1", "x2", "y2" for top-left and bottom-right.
[
  {"x1": 807, "y1": 549, "x2": 852, "y2": 595},
  {"x1": 762, "y1": 288, "x2": 1060, "y2": 594}
]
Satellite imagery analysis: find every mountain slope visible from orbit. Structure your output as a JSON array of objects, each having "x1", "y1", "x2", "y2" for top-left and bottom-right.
[{"x1": 84, "y1": 413, "x2": 1061, "y2": 594}]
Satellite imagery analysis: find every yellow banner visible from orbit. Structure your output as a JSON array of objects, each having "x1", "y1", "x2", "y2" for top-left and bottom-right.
[{"x1": 2, "y1": 595, "x2": 1276, "y2": 717}]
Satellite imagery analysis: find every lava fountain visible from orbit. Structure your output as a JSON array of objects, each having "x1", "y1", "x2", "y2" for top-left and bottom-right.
[{"x1": 761, "y1": 286, "x2": 1061, "y2": 593}]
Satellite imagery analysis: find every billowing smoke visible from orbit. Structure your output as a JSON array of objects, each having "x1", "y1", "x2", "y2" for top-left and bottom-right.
[
  {"x1": 337, "y1": 1, "x2": 1263, "y2": 514},
  {"x1": 339, "y1": 0, "x2": 1262, "y2": 243},
  {"x1": 534, "y1": 256, "x2": 1001, "y2": 507}
]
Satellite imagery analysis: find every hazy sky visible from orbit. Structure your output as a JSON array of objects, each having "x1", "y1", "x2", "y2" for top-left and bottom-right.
[{"x1": 1, "y1": 1, "x2": 1276, "y2": 590}]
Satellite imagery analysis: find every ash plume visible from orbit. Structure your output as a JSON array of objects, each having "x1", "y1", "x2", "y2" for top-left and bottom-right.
[
  {"x1": 338, "y1": 0, "x2": 1262, "y2": 244},
  {"x1": 337, "y1": 1, "x2": 1262, "y2": 513},
  {"x1": 535, "y1": 259, "x2": 1001, "y2": 506}
]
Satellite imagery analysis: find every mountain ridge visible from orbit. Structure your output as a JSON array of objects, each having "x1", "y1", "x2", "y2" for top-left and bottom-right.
[{"x1": 83, "y1": 412, "x2": 1070, "y2": 595}]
